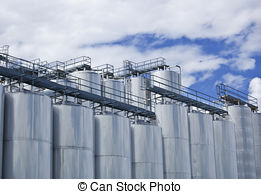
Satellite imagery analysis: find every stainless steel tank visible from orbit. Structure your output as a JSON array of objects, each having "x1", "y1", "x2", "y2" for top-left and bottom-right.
[
  {"x1": 252, "y1": 113, "x2": 261, "y2": 178},
  {"x1": 131, "y1": 123, "x2": 164, "y2": 179},
  {"x1": 3, "y1": 92, "x2": 53, "y2": 178},
  {"x1": 188, "y1": 112, "x2": 216, "y2": 179},
  {"x1": 0, "y1": 85, "x2": 4, "y2": 178},
  {"x1": 103, "y1": 79, "x2": 125, "y2": 114},
  {"x1": 228, "y1": 105, "x2": 256, "y2": 178},
  {"x1": 213, "y1": 119, "x2": 238, "y2": 178},
  {"x1": 130, "y1": 77, "x2": 150, "y2": 109},
  {"x1": 152, "y1": 70, "x2": 181, "y2": 103},
  {"x1": 95, "y1": 114, "x2": 131, "y2": 178},
  {"x1": 155, "y1": 104, "x2": 191, "y2": 178},
  {"x1": 71, "y1": 70, "x2": 101, "y2": 107},
  {"x1": 53, "y1": 104, "x2": 94, "y2": 178}
]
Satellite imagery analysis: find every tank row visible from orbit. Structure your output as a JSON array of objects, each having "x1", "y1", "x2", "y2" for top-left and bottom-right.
[{"x1": 0, "y1": 82, "x2": 260, "y2": 179}]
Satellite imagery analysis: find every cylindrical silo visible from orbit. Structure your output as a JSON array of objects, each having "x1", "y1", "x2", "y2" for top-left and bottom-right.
[
  {"x1": 71, "y1": 70, "x2": 101, "y2": 107},
  {"x1": 131, "y1": 123, "x2": 164, "y2": 179},
  {"x1": 53, "y1": 104, "x2": 94, "y2": 178},
  {"x1": 3, "y1": 92, "x2": 53, "y2": 178},
  {"x1": 0, "y1": 85, "x2": 4, "y2": 178},
  {"x1": 213, "y1": 119, "x2": 238, "y2": 178},
  {"x1": 188, "y1": 112, "x2": 216, "y2": 179},
  {"x1": 103, "y1": 79, "x2": 125, "y2": 114},
  {"x1": 228, "y1": 105, "x2": 256, "y2": 179},
  {"x1": 155, "y1": 104, "x2": 191, "y2": 178},
  {"x1": 252, "y1": 113, "x2": 261, "y2": 178},
  {"x1": 95, "y1": 114, "x2": 131, "y2": 178},
  {"x1": 130, "y1": 77, "x2": 150, "y2": 109},
  {"x1": 152, "y1": 70, "x2": 181, "y2": 103}
]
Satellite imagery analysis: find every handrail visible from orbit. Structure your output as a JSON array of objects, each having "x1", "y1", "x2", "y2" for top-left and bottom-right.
[
  {"x1": 148, "y1": 74, "x2": 225, "y2": 109},
  {"x1": 216, "y1": 83, "x2": 258, "y2": 107},
  {"x1": 0, "y1": 53, "x2": 151, "y2": 110}
]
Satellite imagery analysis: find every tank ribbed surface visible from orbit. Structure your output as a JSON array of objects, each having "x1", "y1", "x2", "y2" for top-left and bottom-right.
[
  {"x1": 131, "y1": 123, "x2": 164, "y2": 178},
  {"x1": 213, "y1": 120, "x2": 238, "y2": 178},
  {"x1": 103, "y1": 79, "x2": 125, "y2": 114},
  {"x1": 155, "y1": 104, "x2": 191, "y2": 178},
  {"x1": 71, "y1": 71, "x2": 101, "y2": 107},
  {"x1": 95, "y1": 114, "x2": 131, "y2": 178},
  {"x1": 228, "y1": 105, "x2": 256, "y2": 178},
  {"x1": 53, "y1": 104, "x2": 94, "y2": 178},
  {"x1": 0, "y1": 85, "x2": 4, "y2": 178},
  {"x1": 252, "y1": 113, "x2": 261, "y2": 178},
  {"x1": 188, "y1": 112, "x2": 216, "y2": 179},
  {"x1": 3, "y1": 92, "x2": 53, "y2": 178}
]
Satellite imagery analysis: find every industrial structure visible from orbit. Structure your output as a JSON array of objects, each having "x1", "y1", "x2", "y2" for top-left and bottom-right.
[{"x1": 0, "y1": 45, "x2": 260, "y2": 179}]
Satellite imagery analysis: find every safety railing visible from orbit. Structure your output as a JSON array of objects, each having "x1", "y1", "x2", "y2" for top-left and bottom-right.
[
  {"x1": 114, "y1": 57, "x2": 167, "y2": 78},
  {"x1": 64, "y1": 56, "x2": 91, "y2": 71},
  {"x1": 216, "y1": 83, "x2": 258, "y2": 108},
  {"x1": 0, "y1": 53, "x2": 151, "y2": 111},
  {"x1": 148, "y1": 74, "x2": 226, "y2": 110}
]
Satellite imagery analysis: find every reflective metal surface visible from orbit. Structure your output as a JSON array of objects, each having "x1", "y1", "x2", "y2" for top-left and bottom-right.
[
  {"x1": 130, "y1": 77, "x2": 150, "y2": 109},
  {"x1": 252, "y1": 113, "x2": 261, "y2": 178},
  {"x1": 152, "y1": 70, "x2": 180, "y2": 103},
  {"x1": 71, "y1": 71, "x2": 101, "y2": 107},
  {"x1": 188, "y1": 112, "x2": 216, "y2": 179},
  {"x1": 95, "y1": 114, "x2": 131, "y2": 178},
  {"x1": 3, "y1": 92, "x2": 53, "y2": 178},
  {"x1": 103, "y1": 79, "x2": 125, "y2": 114},
  {"x1": 53, "y1": 104, "x2": 94, "y2": 178},
  {"x1": 131, "y1": 123, "x2": 164, "y2": 179},
  {"x1": 213, "y1": 119, "x2": 238, "y2": 178},
  {"x1": 228, "y1": 105, "x2": 256, "y2": 178},
  {"x1": 0, "y1": 85, "x2": 4, "y2": 178},
  {"x1": 155, "y1": 104, "x2": 191, "y2": 178}
]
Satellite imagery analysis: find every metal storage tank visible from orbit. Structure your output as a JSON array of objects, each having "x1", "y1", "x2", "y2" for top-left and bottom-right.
[
  {"x1": 3, "y1": 92, "x2": 53, "y2": 178},
  {"x1": 152, "y1": 70, "x2": 180, "y2": 103},
  {"x1": 228, "y1": 105, "x2": 256, "y2": 178},
  {"x1": 71, "y1": 70, "x2": 101, "y2": 107},
  {"x1": 155, "y1": 103, "x2": 191, "y2": 178},
  {"x1": 103, "y1": 79, "x2": 125, "y2": 114},
  {"x1": 0, "y1": 85, "x2": 4, "y2": 178},
  {"x1": 130, "y1": 76, "x2": 150, "y2": 109},
  {"x1": 252, "y1": 113, "x2": 261, "y2": 178},
  {"x1": 95, "y1": 114, "x2": 131, "y2": 178},
  {"x1": 53, "y1": 104, "x2": 94, "y2": 178},
  {"x1": 131, "y1": 123, "x2": 164, "y2": 179},
  {"x1": 188, "y1": 112, "x2": 216, "y2": 179},
  {"x1": 152, "y1": 70, "x2": 180, "y2": 92},
  {"x1": 213, "y1": 119, "x2": 238, "y2": 178}
]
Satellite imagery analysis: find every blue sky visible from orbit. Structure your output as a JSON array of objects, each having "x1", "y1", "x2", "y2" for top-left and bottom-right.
[{"x1": 0, "y1": 0, "x2": 260, "y2": 109}]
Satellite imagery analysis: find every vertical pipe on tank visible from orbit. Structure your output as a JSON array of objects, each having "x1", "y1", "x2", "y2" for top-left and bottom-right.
[
  {"x1": 3, "y1": 92, "x2": 53, "y2": 178},
  {"x1": 155, "y1": 104, "x2": 191, "y2": 178},
  {"x1": 53, "y1": 104, "x2": 95, "y2": 178},
  {"x1": 95, "y1": 114, "x2": 131, "y2": 178},
  {"x1": 228, "y1": 105, "x2": 256, "y2": 178},
  {"x1": 131, "y1": 123, "x2": 164, "y2": 178},
  {"x1": 252, "y1": 113, "x2": 261, "y2": 178},
  {"x1": 188, "y1": 112, "x2": 216, "y2": 179},
  {"x1": 0, "y1": 85, "x2": 4, "y2": 178},
  {"x1": 213, "y1": 119, "x2": 238, "y2": 178}
]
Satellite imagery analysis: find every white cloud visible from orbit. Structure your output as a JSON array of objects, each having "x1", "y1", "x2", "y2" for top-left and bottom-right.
[
  {"x1": 222, "y1": 73, "x2": 246, "y2": 89},
  {"x1": 249, "y1": 77, "x2": 261, "y2": 112},
  {"x1": 0, "y1": 0, "x2": 261, "y2": 86}
]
